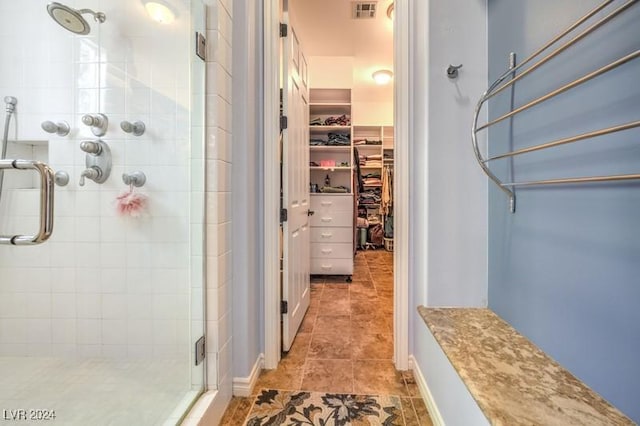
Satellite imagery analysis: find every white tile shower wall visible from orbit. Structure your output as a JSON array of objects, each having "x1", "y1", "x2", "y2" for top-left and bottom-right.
[
  {"x1": 204, "y1": 0, "x2": 233, "y2": 401},
  {"x1": 0, "y1": 0, "x2": 194, "y2": 361}
]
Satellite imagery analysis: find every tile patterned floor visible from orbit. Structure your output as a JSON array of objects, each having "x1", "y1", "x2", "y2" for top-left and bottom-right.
[
  {"x1": 220, "y1": 250, "x2": 433, "y2": 425},
  {"x1": 0, "y1": 357, "x2": 191, "y2": 425}
]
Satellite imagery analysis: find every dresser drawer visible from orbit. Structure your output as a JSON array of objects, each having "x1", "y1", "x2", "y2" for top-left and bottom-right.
[
  {"x1": 311, "y1": 242, "x2": 353, "y2": 259},
  {"x1": 311, "y1": 212, "x2": 353, "y2": 227},
  {"x1": 310, "y1": 227, "x2": 353, "y2": 243},
  {"x1": 311, "y1": 195, "x2": 353, "y2": 214},
  {"x1": 311, "y1": 258, "x2": 354, "y2": 275}
]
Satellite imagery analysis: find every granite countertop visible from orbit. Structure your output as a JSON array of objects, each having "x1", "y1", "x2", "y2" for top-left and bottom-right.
[{"x1": 417, "y1": 307, "x2": 634, "y2": 426}]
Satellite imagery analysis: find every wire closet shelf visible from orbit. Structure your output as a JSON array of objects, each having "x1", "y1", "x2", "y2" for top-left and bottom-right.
[{"x1": 471, "y1": 0, "x2": 640, "y2": 213}]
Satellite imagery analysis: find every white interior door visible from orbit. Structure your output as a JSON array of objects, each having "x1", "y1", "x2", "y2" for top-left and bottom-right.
[{"x1": 281, "y1": 6, "x2": 310, "y2": 352}]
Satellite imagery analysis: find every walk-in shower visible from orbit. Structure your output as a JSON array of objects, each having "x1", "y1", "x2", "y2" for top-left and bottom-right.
[
  {"x1": 0, "y1": 1, "x2": 206, "y2": 424},
  {"x1": 46, "y1": 2, "x2": 106, "y2": 35}
]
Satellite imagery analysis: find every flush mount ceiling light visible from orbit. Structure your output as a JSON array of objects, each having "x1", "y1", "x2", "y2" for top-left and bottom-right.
[
  {"x1": 143, "y1": 0, "x2": 175, "y2": 24},
  {"x1": 387, "y1": 3, "x2": 394, "y2": 20},
  {"x1": 372, "y1": 69, "x2": 393, "y2": 85}
]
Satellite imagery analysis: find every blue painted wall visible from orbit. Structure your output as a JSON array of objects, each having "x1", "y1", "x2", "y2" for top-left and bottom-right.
[{"x1": 488, "y1": 1, "x2": 640, "y2": 421}]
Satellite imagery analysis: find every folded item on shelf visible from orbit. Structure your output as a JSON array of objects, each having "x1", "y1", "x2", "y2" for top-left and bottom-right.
[
  {"x1": 365, "y1": 140, "x2": 382, "y2": 145},
  {"x1": 309, "y1": 117, "x2": 324, "y2": 125},
  {"x1": 327, "y1": 132, "x2": 350, "y2": 146},
  {"x1": 366, "y1": 154, "x2": 382, "y2": 160},
  {"x1": 319, "y1": 160, "x2": 336, "y2": 167},
  {"x1": 324, "y1": 114, "x2": 351, "y2": 126},
  {"x1": 310, "y1": 161, "x2": 320, "y2": 166},
  {"x1": 362, "y1": 173, "x2": 381, "y2": 179},
  {"x1": 310, "y1": 138, "x2": 326, "y2": 146},
  {"x1": 321, "y1": 185, "x2": 349, "y2": 193},
  {"x1": 363, "y1": 178, "x2": 382, "y2": 186}
]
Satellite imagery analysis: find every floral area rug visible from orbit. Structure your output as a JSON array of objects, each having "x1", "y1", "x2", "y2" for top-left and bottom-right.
[{"x1": 244, "y1": 389, "x2": 404, "y2": 426}]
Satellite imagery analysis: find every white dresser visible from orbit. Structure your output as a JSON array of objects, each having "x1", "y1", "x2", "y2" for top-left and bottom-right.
[{"x1": 310, "y1": 194, "x2": 354, "y2": 276}]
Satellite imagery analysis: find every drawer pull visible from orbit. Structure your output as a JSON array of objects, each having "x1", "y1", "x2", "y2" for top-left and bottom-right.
[
  {"x1": 321, "y1": 217, "x2": 332, "y2": 222},
  {"x1": 320, "y1": 201, "x2": 333, "y2": 206},
  {"x1": 321, "y1": 233, "x2": 333, "y2": 238},
  {"x1": 321, "y1": 264, "x2": 332, "y2": 270},
  {"x1": 321, "y1": 249, "x2": 333, "y2": 254}
]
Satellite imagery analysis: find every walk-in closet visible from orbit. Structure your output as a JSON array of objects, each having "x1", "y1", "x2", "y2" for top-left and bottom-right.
[
  {"x1": 272, "y1": 0, "x2": 406, "y2": 395},
  {"x1": 289, "y1": 0, "x2": 396, "y2": 285}
]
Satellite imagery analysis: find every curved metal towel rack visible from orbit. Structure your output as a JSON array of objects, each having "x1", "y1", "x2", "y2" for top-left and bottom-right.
[{"x1": 472, "y1": 0, "x2": 640, "y2": 212}]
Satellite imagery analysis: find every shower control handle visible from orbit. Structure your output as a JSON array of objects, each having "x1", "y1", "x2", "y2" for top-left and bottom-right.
[
  {"x1": 79, "y1": 166, "x2": 102, "y2": 187},
  {"x1": 120, "y1": 120, "x2": 146, "y2": 136},
  {"x1": 80, "y1": 141, "x2": 103, "y2": 155},
  {"x1": 82, "y1": 113, "x2": 108, "y2": 137},
  {"x1": 79, "y1": 140, "x2": 111, "y2": 185},
  {"x1": 42, "y1": 120, "x2": 70, "y2": 137}
]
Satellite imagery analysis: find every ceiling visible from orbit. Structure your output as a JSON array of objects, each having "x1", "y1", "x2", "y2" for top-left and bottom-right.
[{"x1": 289, "y1": 0, "x2": 394, "y2": 98}]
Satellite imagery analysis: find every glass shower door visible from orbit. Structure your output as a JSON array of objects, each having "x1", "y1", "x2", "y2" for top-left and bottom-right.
[{"x1": 0, "y1": 1, "x2": 206, "y2": 424}]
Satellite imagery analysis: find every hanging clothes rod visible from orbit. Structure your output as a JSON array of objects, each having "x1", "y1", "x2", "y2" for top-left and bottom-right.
[{"x1": 471, "y1": 0, "x2": 640, "y2": 213}]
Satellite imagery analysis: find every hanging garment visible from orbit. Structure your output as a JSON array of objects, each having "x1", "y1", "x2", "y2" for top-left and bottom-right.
[{"x1": 381, "y1": 166, "x2": 393, "y2": 215}]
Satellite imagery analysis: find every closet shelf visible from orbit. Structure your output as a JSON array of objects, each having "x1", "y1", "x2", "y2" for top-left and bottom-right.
[
  {"x1": 310, "y1": 146, "x2": 351, "y2": 152},
  {"x1": 309, "y1": 102, "x2": 351, "y2": 106},
  {"x1": 310, "y1": 166, "x2": 351, "y2": 171},
  {"x1": 309, "y1": 125, "x2": 351, "y2": 131}
]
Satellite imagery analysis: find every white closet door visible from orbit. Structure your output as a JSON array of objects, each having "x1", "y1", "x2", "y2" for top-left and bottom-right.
[{"x1": 281, "y1": 3, "x2": 310, "y2": 352}]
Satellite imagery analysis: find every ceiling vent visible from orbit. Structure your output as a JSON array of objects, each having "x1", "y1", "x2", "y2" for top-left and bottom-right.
[{"x1": 352, "y1": 2, "x2": 377, "y2": 19}]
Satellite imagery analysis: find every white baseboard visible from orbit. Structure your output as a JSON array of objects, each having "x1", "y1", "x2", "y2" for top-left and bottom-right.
[
  {"x1": 232, "y1": 353, "x2": 264, "y2": 397},
  {"x1": 409, "y1": 355, "x2": 445, "y2": 426}
]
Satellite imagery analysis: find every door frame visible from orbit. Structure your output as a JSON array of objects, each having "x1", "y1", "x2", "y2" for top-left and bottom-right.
[{"x1": 263, "y1": 0, "x2": 410, "y2": 370}]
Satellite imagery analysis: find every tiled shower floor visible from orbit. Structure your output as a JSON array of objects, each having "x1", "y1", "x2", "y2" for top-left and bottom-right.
[
  {"x1": 0, "y1": 357, "x2": 191, "y2": 425},
  {"x1": 221, "y1": 250, "x2": 434, "y2": 425}
]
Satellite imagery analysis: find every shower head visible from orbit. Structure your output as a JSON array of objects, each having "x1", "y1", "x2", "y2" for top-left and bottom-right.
[{"x1": 46, "y1": 2, "x2": 106, "y2": 35}]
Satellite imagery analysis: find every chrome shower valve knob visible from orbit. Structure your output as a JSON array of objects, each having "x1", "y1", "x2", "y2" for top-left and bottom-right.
[
  {"x1": 81, "y1": 113, "x2": 108, "y2": 136},
  {"x1": 120, "y1": 120, "x2": 146, "y2": 136},
  {"x1": 80, "y1": 140, "x2": 103, "y2": 155},
  {"x1": 41, "y1": 120, "x2": 70, "y2": 137}
]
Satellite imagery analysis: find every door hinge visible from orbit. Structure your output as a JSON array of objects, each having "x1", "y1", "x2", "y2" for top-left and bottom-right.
[
  {"x1": 195, "y1": 335, "x2": 205, "y2": 366},
  {"x1": 280, "y1": 115, "x2": 288, "y2": 131},
  {"x1": 280, "y1": 23, "x2": 288, "y2": 37},
  {"x1": 195, "y1": 32, "x2": 206, "y2": 61},
  {"x1": 281, "y1": 300, "x2": 288, "y2": 314},
  {"x1": 280, "y1": 208, "x2": 288, "y2": 223}
]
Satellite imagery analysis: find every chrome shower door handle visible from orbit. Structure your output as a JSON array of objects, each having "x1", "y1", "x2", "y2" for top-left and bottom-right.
[{"x1": 0, "y1": 160, "x2": 55, "y2": 245}]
